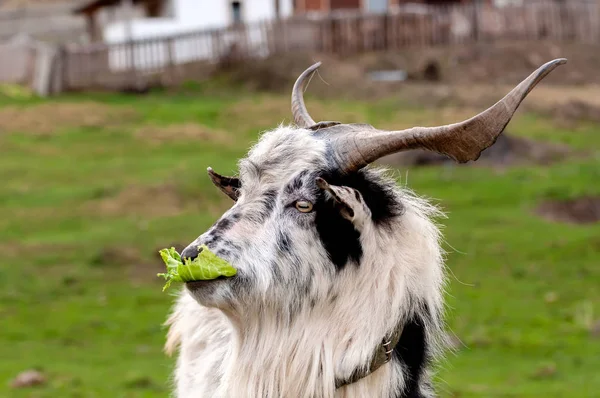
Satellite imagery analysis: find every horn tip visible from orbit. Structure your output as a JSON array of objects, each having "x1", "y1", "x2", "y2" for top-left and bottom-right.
[
  {"x1": 545, "y1": 58, "x2": 568, "y2": 69},
  {"x1": 306, "y1": 61, "x2": 322, "y2": 74}
]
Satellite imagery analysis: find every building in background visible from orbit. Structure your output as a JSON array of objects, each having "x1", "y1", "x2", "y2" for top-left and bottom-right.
[
  {"x1": 73, "y1": 0, "x2": 294, "y2": 44},
  {"x1": 293, "y1": 0, "x2": 499, "y2": 16},
  {"x1": 71, "y1": 0, "x2": 296, "y2": 71}
]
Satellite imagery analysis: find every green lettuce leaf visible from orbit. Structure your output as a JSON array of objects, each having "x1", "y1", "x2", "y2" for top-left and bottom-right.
[{"x1": 157, "y1": 245, "x2": 237, "y2": 291}]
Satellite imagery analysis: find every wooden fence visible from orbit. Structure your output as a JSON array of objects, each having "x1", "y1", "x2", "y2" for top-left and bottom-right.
[{"x1": 3, "y1": 0, "x2": 599, "y2": 94}]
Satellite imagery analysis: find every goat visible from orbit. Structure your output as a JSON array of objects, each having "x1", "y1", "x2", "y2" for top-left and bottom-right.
[{"x1": 163, "y1": 58, "x2": 566, "y2": 398}]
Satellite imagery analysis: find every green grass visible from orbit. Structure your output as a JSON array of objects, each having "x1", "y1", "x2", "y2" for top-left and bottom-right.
[{"x1": 1, "y1": 86, "x2": 599, "y2": 398}]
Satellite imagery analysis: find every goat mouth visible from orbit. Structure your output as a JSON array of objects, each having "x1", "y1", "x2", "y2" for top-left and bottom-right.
[{"x1": 185, "y1": 275, "x2": 233, "y2": 289}]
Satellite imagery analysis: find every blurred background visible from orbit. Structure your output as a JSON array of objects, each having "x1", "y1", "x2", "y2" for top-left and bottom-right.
[{"x1": 1, "y1": 0, "x2": 599, "y2": 397}]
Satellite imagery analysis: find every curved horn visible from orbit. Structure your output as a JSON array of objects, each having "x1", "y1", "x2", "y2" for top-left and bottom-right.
[
  {"x1": 329, "y1": 58, "x2": 567, "y2": 174},
  {"x1": 291, "y1": 62, "x2": 321, "y2": 127}
]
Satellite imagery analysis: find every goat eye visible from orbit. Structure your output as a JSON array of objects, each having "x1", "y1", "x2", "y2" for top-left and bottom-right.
[{"x1": 295, "y1": 201, "x2": 313, "y2": 213}]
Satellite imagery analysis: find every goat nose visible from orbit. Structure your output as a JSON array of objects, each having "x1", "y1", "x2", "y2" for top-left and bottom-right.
[{"x1": 181, "y1": 245, "x2": 202, "y2": 262}]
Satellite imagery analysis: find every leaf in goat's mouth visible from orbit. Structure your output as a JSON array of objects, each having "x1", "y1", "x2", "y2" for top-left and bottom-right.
[{"x1": 157, "y1": 245, "x2": 237, "y2": 292}]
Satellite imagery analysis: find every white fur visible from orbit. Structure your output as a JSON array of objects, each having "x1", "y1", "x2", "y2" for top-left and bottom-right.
[{"x1": 163, "y1": 126, "x2": 448, "y2": 398}]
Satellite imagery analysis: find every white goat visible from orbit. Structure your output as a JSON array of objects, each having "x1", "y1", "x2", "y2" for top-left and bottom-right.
[{"x1": 163, "y1": 58, "x2": 566, "y2": 398}]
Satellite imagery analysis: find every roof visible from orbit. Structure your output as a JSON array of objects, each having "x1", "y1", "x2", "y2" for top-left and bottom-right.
[{"x1": 72, "y1": 0, "x2": 165, "y2": 14}]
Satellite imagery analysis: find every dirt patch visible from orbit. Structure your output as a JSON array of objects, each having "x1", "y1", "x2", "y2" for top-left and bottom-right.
[
  {"x1": 90, "y1": 247, "x2": 143, "y2": 268},
  {"x1": 550, "y1": 100, "x2": 600, "y2": 127},
  {"x1": 207, "y1": 40, "x2": 600, "y2": 100},
  {"x1": 530, "y1": 363, "x2": 558, "y2": 380},
  {"x1": 215, "y1": 52, "x2": 362, "y2": 94},
  {"x1": 10, "y1": 369, "x2": 46, "y2": 389},
  {"x1": 0, "y1": 103, "x2": 138, "y2": 136},
  {"x1": 378, "y1": 133, "x2": 572, "y2": 169},
  {"x1": 591, "y1": 320, "x2": 600, "y2": 339},
  {"x1": 535, "y1": 196, "x2": 600, "y2": 225},
  {"x1": 224, "y1": 97, "x2": 288, "y2": 124},
  {"x1": 201, "y1": 40, "x2": 600, "y2": 129},
  {"x1": 134, "y1": 123, "x2": 233, "y2": 145},
  {"x1": 91, "y1": 246, "x2": 173, "y2": 284},
  {"x1": 0, "y1": 242, "x2": 79, "y2": 261},
  {"x1": 356, "y1": 40, "x2": 595, "y2": 87},
  {"x1": 85, "y1": 184, "x2": 186, "y2": 219},
  {"x1": 224, "y1": 95, "x2": 367, "y2": 127},
  {"x1": 83, "y1": 183, "x2": 232, "y2": 221}
]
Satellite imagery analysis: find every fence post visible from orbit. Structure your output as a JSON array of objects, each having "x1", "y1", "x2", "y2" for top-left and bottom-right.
[
  {"x1": 166, "y1": 37, "x2": 176, "y2": 84},
  {"x1": 382, "y1": 13, "x2": 389, "y2": 51},
  {"x1": 283, "y1": 19, "x2": 290, "y2": 53},
  {"x1": 53, "y1": 44, "x2": 67, "y2": 95},
  {"x1": 472, "y1": 0, "x2": 482, "y2": 43},
  {"x1": 329, "y1": 17, "x2": 335, "y2": 54}
]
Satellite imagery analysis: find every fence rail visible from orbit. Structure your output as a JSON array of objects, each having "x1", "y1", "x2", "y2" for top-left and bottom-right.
[{"x1": 2, "y1": 0, "x2": 599, "y2": 94}]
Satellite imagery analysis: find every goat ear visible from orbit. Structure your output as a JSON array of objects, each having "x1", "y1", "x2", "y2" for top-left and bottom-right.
[
  {"x1": 207, "y1": 167, "x2": 240, "y2": 201},
  {"x1": 316, "y1": 177, "x2": 369, "y2": 228}
]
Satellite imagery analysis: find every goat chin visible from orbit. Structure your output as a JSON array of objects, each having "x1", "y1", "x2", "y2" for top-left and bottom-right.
[{"x1": 184, "y1": 279, "x2": 232, "y2": 310}]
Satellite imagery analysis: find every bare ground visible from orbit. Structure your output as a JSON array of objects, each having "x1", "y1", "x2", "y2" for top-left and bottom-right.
[
  {"x1": 83, "y1": 184, "x2": 186, "y2": 219},
  {"x1": 212, "y1": 40, "x2": 600, "y2": 126},
  {"x1": 377, "y1": 132, "x2": 574, "y2": 169},
  {"x1": 0, "y1": 103, "x2": 138, "y2": 136},
  {"x1": 535, "y1": 196, "x2": 600, "y2": 224},
  {"x1": 223, "y1": 96, "x2": 368, "y2": 127},
  {"x1": 90, "y1": 246, "x2": 168, "y2": 284},
  {"x1": 82, "y1": 182, "x2": 232, "y2": 222},
  {"x1": 133, "y1": 123, "x2": 234, "y2": 145}
]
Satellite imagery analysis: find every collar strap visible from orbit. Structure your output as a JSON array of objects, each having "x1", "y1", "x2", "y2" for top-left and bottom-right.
[{"x1": 335, "y1": 321, "x2": 405, "y2": 389}]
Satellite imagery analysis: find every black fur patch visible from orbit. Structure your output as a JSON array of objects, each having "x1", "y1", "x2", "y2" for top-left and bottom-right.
[
  {"x1": 314, "y1": 190, "x2": 362, "y2": 270},
  {"x1": 277, "y1": 231, "x2": 292, "y2": 253},
  {"x1": 216, "y1": 248, "x2": 232, "y2": 259},
  {"x1": 261, "y1": 189, "x2": 278, "y2": 217},
  {"x1": 227, "y1": 241, "x2": 242, "y2": 254},
  {"x1": 203, "y1": 234, "x2": 219, "y2": 247},
  {"x1": 270, "y1": 260, "x2": 283, "y2": 282},
  {"x1": 247, "y1": 189, "x2": 279, "y2": 224},
  {"x1": 284, "y1": 170, "x2": 310, "y2": 194},
  {"x1": 392, "y1": 311, "x2": 429, "y2": 398},
  {"x1": 320, "y1": 168, "x2": 403, "y2": 227},
  {"x1": 229, "y1": 212, "x2": 242, "y2": 222},
  {"x1": 328, "y1": 293, "x2": 338, "y2": 304},
  {"x1": 313, "y1": 167, "x2": 402, "y2": 270},
  {"x1": 213, "y1": 217, "x2": 234, "y2": 235}
]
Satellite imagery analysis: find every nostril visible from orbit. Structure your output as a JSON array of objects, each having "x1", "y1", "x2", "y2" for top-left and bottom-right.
[{"x1": 181, "y1": 245, "x2": 202, "y2": 262}]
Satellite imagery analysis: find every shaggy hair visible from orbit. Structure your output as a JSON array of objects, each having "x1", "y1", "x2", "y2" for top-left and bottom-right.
[{"x1": 164, "y1": 125, "x2": 449, "y2": 398}]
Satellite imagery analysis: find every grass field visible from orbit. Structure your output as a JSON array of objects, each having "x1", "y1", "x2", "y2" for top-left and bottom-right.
[{"x1": 1, "y1": 82, "x2": 599, "y2": 398}]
